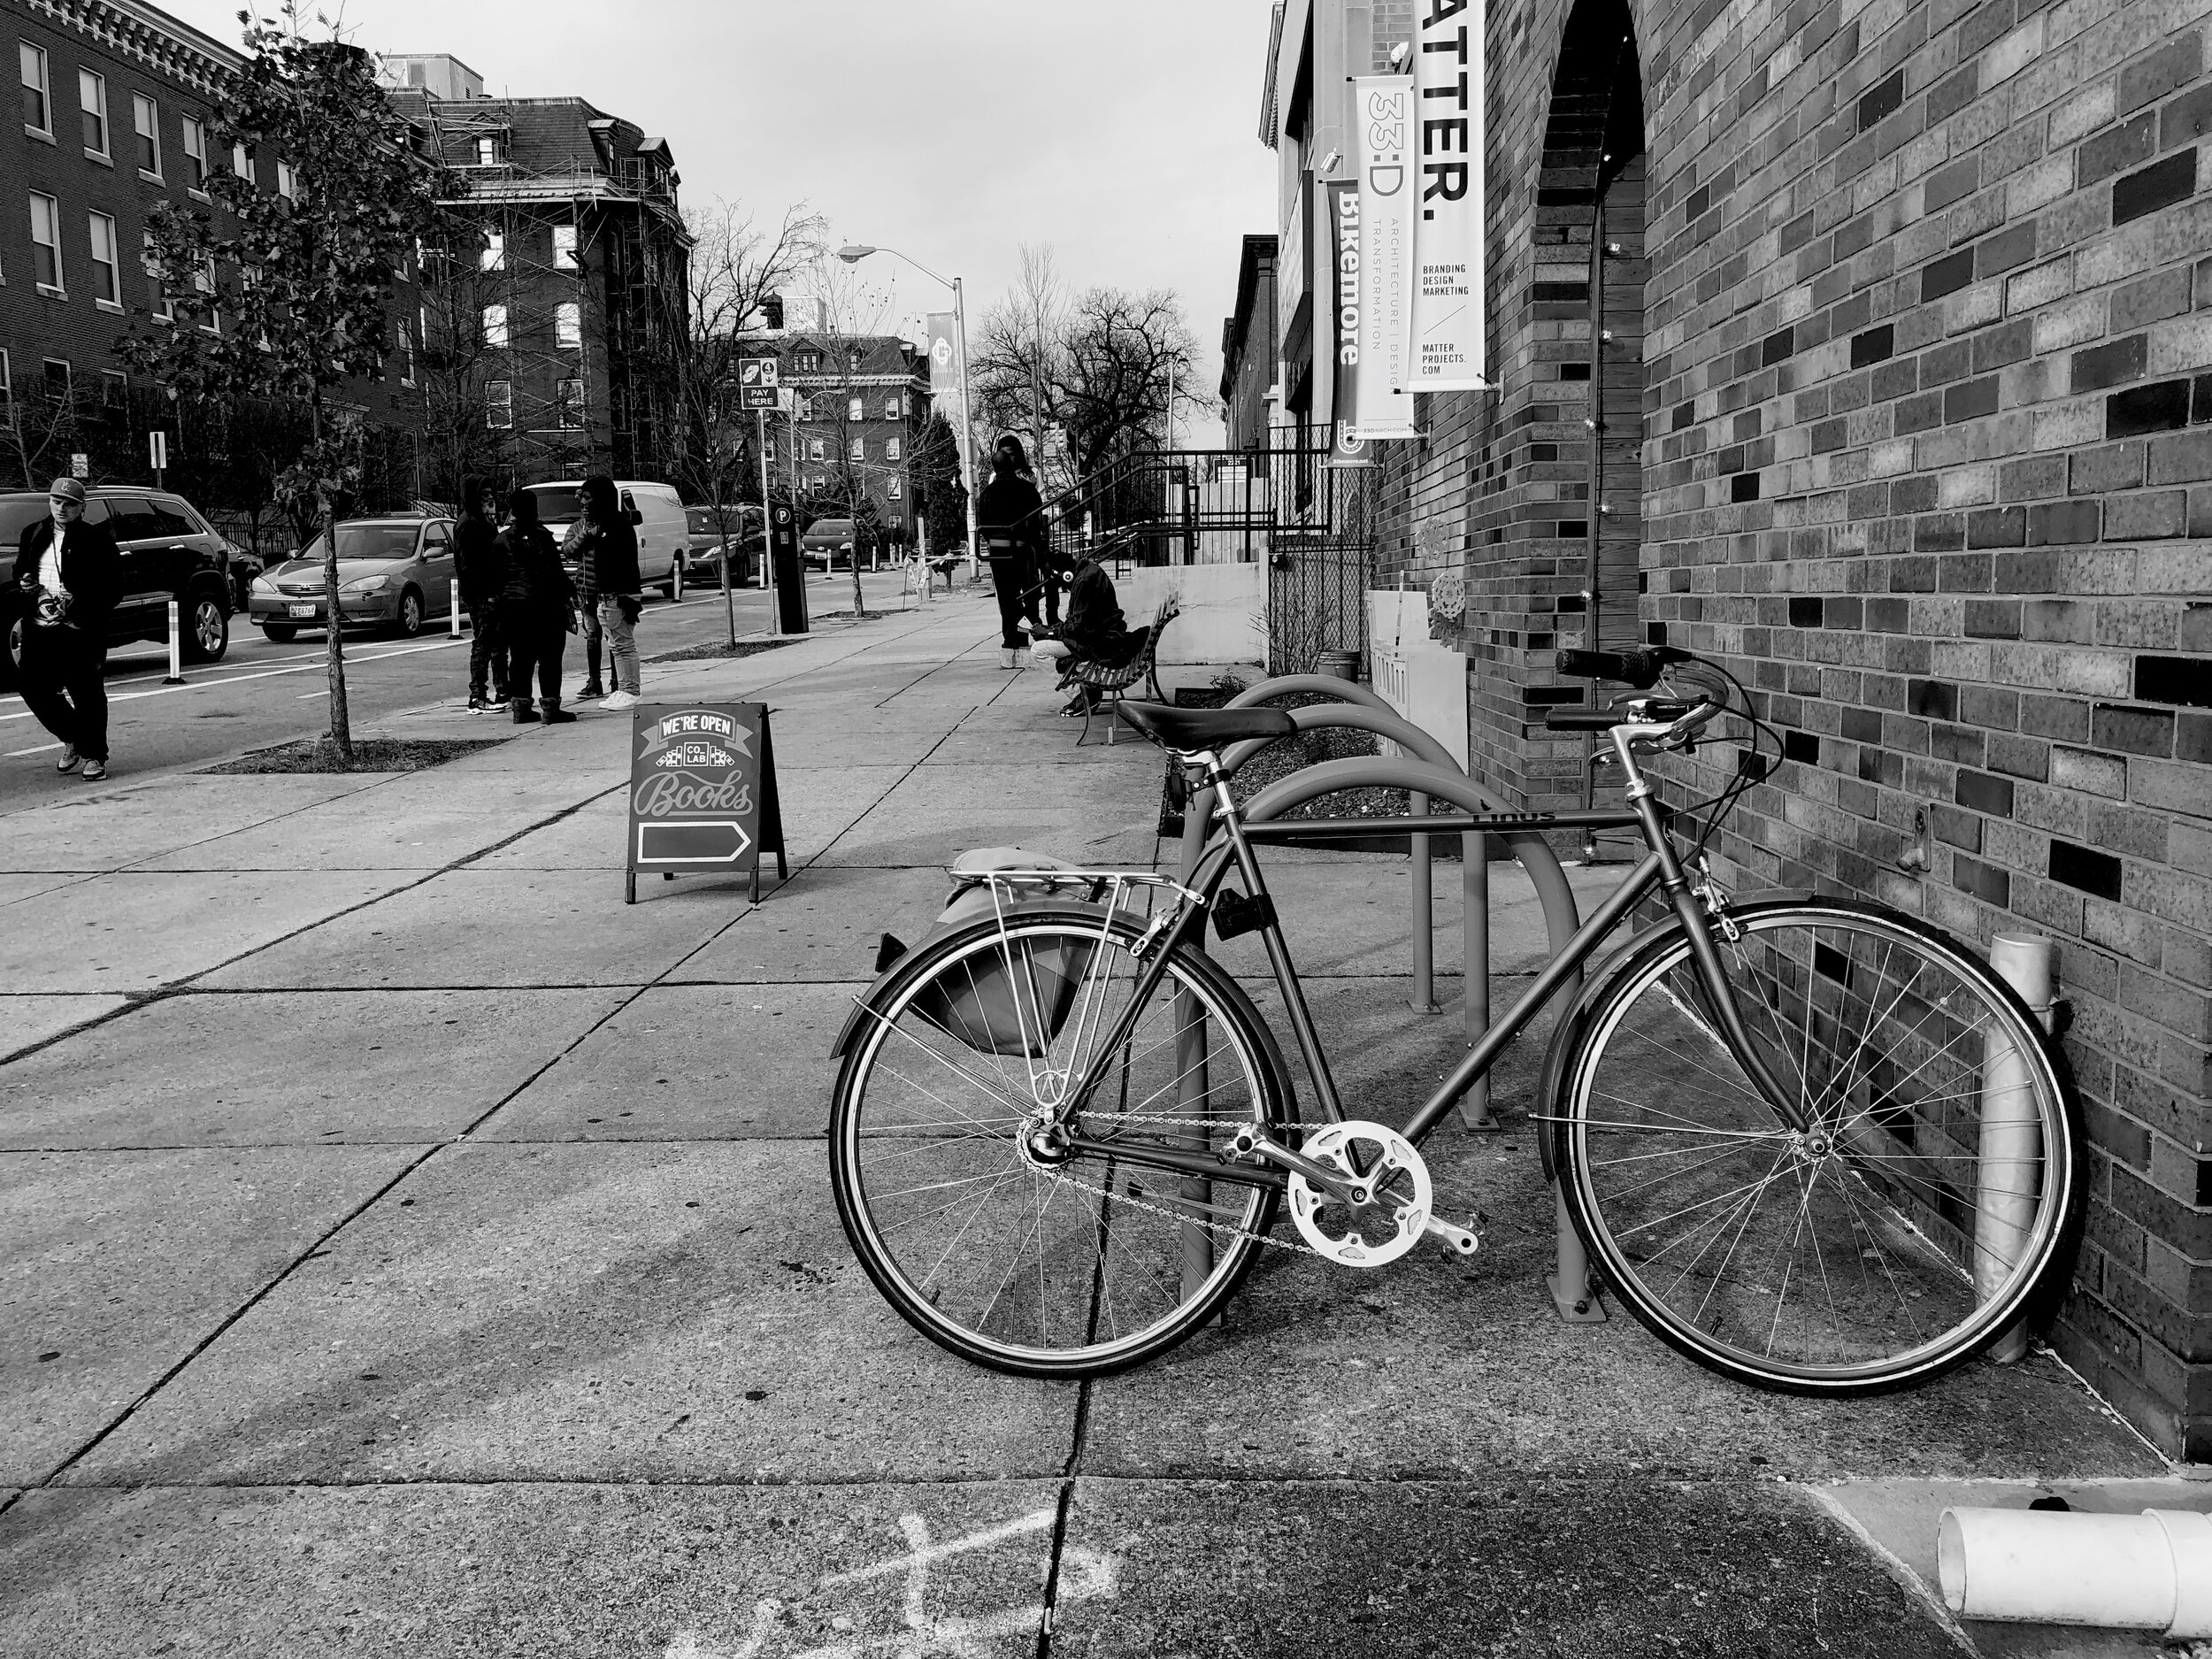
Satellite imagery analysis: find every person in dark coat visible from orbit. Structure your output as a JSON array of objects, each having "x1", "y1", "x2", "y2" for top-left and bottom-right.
[
  {"x1": 453, "y1": 478, "x2": 508, "y2": 711},
  {"x1": 565, "y1": 474, "x2": 644, "y2": 708},
  {"x1": 975, "y1": 434, "x2": 1046, "y2": 668},
  {"x1": 1028, "y1": 548, "x2": 1139, "y2": 714},
  {"x1": 496, "y1": 489, "x2": 576, "y2": 726},
  {"x1": 14, "y1": 476, "x2": 123, "y2": 779}
]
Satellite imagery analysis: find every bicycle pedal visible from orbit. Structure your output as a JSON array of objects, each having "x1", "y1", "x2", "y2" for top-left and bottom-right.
[{"x1": 1424, "y1": 1215, "x2": 1479, "y2": 1256}]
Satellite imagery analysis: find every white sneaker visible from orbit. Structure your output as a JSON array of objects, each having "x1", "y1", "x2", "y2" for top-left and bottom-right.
[{"x1": 599, "y1": 690, "x2": 640, "y2": 710}]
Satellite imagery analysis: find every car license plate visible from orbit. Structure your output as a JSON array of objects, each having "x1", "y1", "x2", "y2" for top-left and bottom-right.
[{"x1": 287, "y1": 603, "x2": 317, "y2": 618}]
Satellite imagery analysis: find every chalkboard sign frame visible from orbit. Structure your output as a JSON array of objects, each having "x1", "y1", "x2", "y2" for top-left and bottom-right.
[{"x1": 623, "y1": 701, "x2": 787, "y2": 903}]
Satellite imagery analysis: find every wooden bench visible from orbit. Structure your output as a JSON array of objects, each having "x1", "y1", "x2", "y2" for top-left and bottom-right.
[{"x1": 1058, "y1": 598, "x2": 1179, "y2": 746}]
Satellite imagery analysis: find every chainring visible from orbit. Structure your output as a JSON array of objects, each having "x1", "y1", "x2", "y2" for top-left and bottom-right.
[{"x1": 1286, "y1": 1119, "x2": 1432, "y2": 1268}]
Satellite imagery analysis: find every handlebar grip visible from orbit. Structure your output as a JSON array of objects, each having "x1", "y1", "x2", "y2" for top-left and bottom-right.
[
  {"x1": 1545, "y1": 710, "x2": 1627, "y2": 732},
  {"x1": 1554, "y1": 649, "x2": 1638, "y2": 682}
]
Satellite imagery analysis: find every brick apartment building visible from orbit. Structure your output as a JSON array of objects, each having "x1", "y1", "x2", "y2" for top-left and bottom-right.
[
  {"x1": 748, "y1": 325, "x2": 928, "y2": 541},
  {"x1": 1256, "y1": 0, "x2": 2211, "y2": 1457},
  {"x1": 382, "y1": 53, "x2": 689, "y2": 494},
  {"x1": 1219, "y1": 233, "x2": 1279, "y2": 449}
]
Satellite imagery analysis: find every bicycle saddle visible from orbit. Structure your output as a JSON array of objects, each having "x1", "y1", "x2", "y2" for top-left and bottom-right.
[{"x1": 1114, "y1": 701, "x2": 1296, "y2": 750}]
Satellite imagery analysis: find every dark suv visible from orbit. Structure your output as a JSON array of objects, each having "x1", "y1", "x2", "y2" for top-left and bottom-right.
[{"x1": 0, "y1": 488, "x2": 234, "y2": 678}]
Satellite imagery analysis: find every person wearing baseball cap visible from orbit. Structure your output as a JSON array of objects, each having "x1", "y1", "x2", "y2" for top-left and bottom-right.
[{"x1": 14, "y1": 475, "x2": 122, "y2": 780}]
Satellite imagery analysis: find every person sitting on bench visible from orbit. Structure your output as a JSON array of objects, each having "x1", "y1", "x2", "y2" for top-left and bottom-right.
[{"x1": 1031, "y1": 549, "x2": 1144, "y2": 712}]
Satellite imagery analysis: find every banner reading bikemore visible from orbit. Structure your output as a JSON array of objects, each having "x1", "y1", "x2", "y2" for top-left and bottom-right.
[
  {"x1": 1325, "y1": 180, "x2": 1370, "y2": 465},
  {"x1": 1349, "y1": 76, "x2": 1418, "y2": 439},
  {"x1": 625, "y1": 702, "x2": 787, "y2": 903},
  {"x1": 1412, "y1": 0, "x2": 1486, "y2": 390}
]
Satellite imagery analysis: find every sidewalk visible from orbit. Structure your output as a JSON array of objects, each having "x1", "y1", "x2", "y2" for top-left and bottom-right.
[{"x1": 0, "y1": 580, "x2": 2190, "y2": 1657}]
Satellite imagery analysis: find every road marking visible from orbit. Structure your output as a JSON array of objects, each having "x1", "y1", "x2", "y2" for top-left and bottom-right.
[
  {"x1": 0, "y1": 639, "x2": 474, "y2": 725},
  {"x1": 5, "y1": 742, "x2": 61, "y2": 757}
]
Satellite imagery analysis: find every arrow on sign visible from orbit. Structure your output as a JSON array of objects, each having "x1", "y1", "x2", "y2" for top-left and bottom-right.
[{"x1": 636, "y1": 820, "x2": 753, "y2": 864}]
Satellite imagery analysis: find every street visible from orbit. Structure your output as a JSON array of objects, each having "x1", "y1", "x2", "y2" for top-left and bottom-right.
[{"x1": 0, "y1": 574, "x2": 850, "y2": 807}]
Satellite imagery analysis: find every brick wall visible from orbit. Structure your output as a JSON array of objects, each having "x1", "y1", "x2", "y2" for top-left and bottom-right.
[{"x1": 1351, "y1": 0, "x2": 2212, "y2": 1455}]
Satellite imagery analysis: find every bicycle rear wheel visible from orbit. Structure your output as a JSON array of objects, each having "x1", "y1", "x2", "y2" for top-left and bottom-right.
[
  {"x1": 830, "y1": 906, "x2": 1292, "y2": 1378},
  {"x1": 1555, "y1": 900, "x2": 2078, "y2": 1394}
]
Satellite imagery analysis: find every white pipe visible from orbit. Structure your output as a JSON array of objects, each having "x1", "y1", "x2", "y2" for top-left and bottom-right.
[
  {"x1": 1980, "y1": 932, "x2": 2054, "y2": 1363},
  {"x1": 1939, "y1": 1507, "x2": 2212, "y2": 1636},
  {"x1": 163, "y1": 599, "x2": 184, "y2": 685},
  {"x1": 449, "y1": 588, "x2": 460, "y2": 638}
]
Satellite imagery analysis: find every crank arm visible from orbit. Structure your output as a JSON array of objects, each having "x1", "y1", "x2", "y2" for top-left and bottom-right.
[
  {"x1": 1228, "y1": 1127, "x2": 1374, "y2": 1206},
  {"x1": 1424, "y1": 1215, "x2": 1479, "y2": 1256}
]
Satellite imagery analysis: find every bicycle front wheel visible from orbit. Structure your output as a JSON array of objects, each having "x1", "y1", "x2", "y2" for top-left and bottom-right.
[
  {"x1": 1556, "y1": 900, "x2": 2078, "y2": 1394},
  {"x1": 830, "y1": 906, "x2": 1292, "y2": 1378}
]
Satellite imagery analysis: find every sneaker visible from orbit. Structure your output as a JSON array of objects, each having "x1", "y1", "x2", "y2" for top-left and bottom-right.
[
  {"x1": 54, "y1": 746, "x2": 81, "y2": 774},
  {"x1": 599, "y1": 690, "x2": 640, "y2": 710},
  {"x1": 580, "y1": 682, "x2": 606, "y2": 701},
  {"x1": 465, "y1": 697, "x2": 486, "y2": 714},
  {"x1": 81, "y1": 759, "x2": 106, "y2": 780}
]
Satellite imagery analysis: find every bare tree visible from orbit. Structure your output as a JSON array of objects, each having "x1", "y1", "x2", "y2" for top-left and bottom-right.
[{"x1": 666, "y1": 199, "x2": 826, "y2": 642}]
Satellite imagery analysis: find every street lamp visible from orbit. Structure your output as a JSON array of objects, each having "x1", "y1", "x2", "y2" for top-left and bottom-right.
[{"x1": 836, "y1": 243, "x2": 979, "y2": 575}]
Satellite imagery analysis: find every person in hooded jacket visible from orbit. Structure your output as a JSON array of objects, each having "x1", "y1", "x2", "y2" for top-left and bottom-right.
[
  {"x1": 496, "y1": 489, "x2": 577, "y2": 725},
  {"x1": 975, "y1": 434, "x2": 1046, "y2": 668},
  {"x1": 565, "y1": 474, "x2": 645, "y2": 710},
  {"x1": 453, "y1": 478, "x2": 508, "y2": 711}
]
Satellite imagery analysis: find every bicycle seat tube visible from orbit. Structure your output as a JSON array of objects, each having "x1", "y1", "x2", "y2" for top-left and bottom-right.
[{"x1": 1611, "y1": 721, "x2": 1813, "y2": 1134}]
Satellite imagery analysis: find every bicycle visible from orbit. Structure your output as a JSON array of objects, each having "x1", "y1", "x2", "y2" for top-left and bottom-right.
[{"x1": 828, "y1": 647, "x2": 2080, "y2": 1394}]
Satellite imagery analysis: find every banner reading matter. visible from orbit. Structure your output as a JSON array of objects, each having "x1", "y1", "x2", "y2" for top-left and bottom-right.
[
  {"x1": 1412, "y1": 0, "x2": 1486, "y2": 390},
  {"x1": 1349, "y1": 75, "x2": 1418, "y2": 439}
]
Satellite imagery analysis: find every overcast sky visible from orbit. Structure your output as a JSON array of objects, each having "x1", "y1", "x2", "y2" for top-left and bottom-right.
[{"x1": 158, "y1": 0, "x2": 1281, "y2": 441}]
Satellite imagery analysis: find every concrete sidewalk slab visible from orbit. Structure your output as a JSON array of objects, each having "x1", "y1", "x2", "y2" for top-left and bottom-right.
[
  {"x1": 815, "y1": 804, "x2": 1160, "y2": 871},
  {"x1": 1, "y1": 1144, "x2": 421, "y2": 1486},
  {"x1": 0, "y1": 774, "x2": 388, "y2": 873},
  {"x1": 1050, "y1": 1476, "x2": 1961, "y2": 1657},
  {"x1": 672, "y1": 866, "x2": 956, "y2": 983},
  {"x1": 0, "y1": 993, "x2": 129, "y2": 1062},
  {"x1": 0, "y1": 870, "x2": 421, "y2": 994},
  {"x1": 0, "y1": 1479, "x2": 1066, "y2": 1658},
  {"x1": 196, "y1": 868, "x2": 746, "y2": 989},
  {"x1": 131, "y1": 803, "x2": 565, "y2": 872},
  {"x1": 480, "y1": 981, "x2": 856, "y2": 1141},
  {"x1": 0, "y1": 872, "x2": 90, "y2": 907},
  {"x1": 60, "y1": 1141, "x2": 1077, "y2": 1486},
  {"x1": 0, "y1": 988, "x2": 629, "y2": 1148}
]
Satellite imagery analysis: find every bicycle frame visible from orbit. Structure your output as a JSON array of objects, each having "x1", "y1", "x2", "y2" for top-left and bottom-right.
[{"x1": 1036, "y1": 721, "x2": 1813, "y2": 1194}]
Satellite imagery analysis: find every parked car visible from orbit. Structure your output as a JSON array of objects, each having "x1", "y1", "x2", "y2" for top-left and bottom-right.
[
  {"x1": 0, "y1": 486, "x2": 234, "y2": 680},
  {"x1": 684, "y1": 503, "x2": 760, "y2": 587},
  {"x1": 800, "y1": 516, "x2": 866, "y2": 572},
  {"x1": 221, "y1": 539, "x2": 265, "y2": 612},
  {"x1": 520, "y1": 480, "x2": 688, "y2": 597},
  {"x1": 246, "y1": 515, "x2": 457, "y2": 640}
]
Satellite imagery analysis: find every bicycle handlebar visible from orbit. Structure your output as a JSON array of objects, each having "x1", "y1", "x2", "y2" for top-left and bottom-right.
[{"x1": 1554, "y1": 646, "x2": 1694, "y2": 688}]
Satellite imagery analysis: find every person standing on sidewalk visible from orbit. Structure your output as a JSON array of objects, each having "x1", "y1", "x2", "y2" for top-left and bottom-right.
[
  {"x1": 976, "y1": 435, "x2": 1046, "y2": 669},
  {"x1": 454, "y1": 478, "x2": 508, "y2": 712},
  {"x1": 496, "y1": 489, "x2": 577, "y2": 726},
  {"x1": 570, "y1": 474, "x2": 644, "y2": 710},
  {"x1": 14, "y1": 476, "x2": 121, "y2": 780}
]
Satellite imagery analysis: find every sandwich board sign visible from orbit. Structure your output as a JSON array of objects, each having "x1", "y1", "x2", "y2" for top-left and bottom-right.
[{"x1": 625, "y1": 702, "x2": 786, "y2": 902}]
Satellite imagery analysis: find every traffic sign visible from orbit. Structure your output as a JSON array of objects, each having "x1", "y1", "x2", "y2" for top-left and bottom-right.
[
  {"x1": 741, "y1": 357, "x2": 780, "y2": 411},
  {"x1": 69, "y1": 453, "x2": 88, "y2": 478}
]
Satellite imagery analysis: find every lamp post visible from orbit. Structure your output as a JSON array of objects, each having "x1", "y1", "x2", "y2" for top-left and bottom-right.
[{"x1": 836, "y1": 243, "x2": 979, "y2": 576}]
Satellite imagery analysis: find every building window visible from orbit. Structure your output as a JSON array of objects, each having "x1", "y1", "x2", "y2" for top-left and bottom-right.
[
  {"x1": 885, "y1": 395, "x2": 903, "y2": 420},
  {"x1": 848, "y1": 346, "x2": 863, "y2": 371},
  {"x1": 87, "y1": 211, "x2": 119, "y2": 306},
  {"x1": 397, "y1": 319, "x2": 414, "y2": 385},
  {"x1": 79, "y1": 69, "x2": 106, "y2": 156},
  {"x1": 849, "y1": 436, "x2": 864, "y2": 462},
  {"x1": 791, "y1": 392, "x2": 811, "y2": 420},
  {"x1": 143, "y1": 232, "x2": 173, "y2": 319},
  {"x1": 99, "y1": 369, "x2": 125, "y2": 408},
  {"x1": 485, "y1": 379, "x2": 512, "y2": 428},
  {"x1": 132, "y1": 93, "x2": 160, "y2": 174},
  {"x1": 886, "y1": 436, "x2": 902, "y2": 461},
  {"x1": 274, "y1": 159, "x2": 295, "y2": 199},
  {"x1": 808, "y1": 437, "x2": 825, "y2": 462},
  {"x1": 556, "y1": 301, "x2": 580, "y2": 348},
  {"x1": 480, "y1": 228, "x2": 502, "y2": 271},
  {"x1": 0, "y1": 350, "x2": 11, "y2": 404},
  {"x1": 887, "y1": 477, "x2": 902, "y2": 500},
  {"x1": 20, "y1": 42, "x2": 48, "y2": 135},
  {"x1": 195, "y1": 254, "x2": 219, "y2": 332},
  {"x1": 795, "y1": 349, "x2": 820, "y2": 372},
  {"x1": 474, "y1": 134, "x2": 500, "y2": 166},
  {"x1": 848, "y1": 396, "x2": 864, "y2": 422},
  {"x1": 481, "y1": 303, "x2": 507, "y2": 347},
  {"x1": 181, "y1": 115, "x2": 207, "y2": 191},
  {"x1": 42, "y1": 358, "x2": 70, "y2": 403},
  {"x1": 229, "y1": 141, "x2": 250, "y2": 183},
  {"x1": 552, "y1": 223, "x2": 578, "y2": 268},
  {"x1": 28, "y1": 191, "x2": 61, "y2": 291},
  {"x1": 556, "y1": 377, "x2": 583, "y2": 429}
]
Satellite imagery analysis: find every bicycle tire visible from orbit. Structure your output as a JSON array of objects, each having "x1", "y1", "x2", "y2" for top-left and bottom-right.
[
  {"x1": 830, "y1": 903, "x2": 1295, "y2": 1378},
  {"x1": 1554, "y1": 898, "x2": 2078, "y2": 1394}
]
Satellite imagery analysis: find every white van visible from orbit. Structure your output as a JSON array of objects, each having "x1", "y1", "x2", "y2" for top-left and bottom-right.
[{"x1": 520, "y1": 480, "x2": 691, "y2": 597}]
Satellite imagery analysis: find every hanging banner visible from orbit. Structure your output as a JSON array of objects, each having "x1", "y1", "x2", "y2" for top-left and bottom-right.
[
  {"x1": 1325, "y1": 180, "x2": 1372, "y2": 466},
  {"x1": 926, "y1": 313, "x2": 959, "y2": 398},
  {"x1": 1413, "y1": 0, "x2": 1486, "y2": 389},
  {"x1": 1350, "y1": 76, "x2": 1418, "y2": 439}
]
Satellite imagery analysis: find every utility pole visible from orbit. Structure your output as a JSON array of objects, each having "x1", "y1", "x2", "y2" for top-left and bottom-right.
[{"x1": 751, "y1": 408, "x2": 771, "y2": 641}]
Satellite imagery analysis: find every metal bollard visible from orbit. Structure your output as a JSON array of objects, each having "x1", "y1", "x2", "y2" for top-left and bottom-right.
[
  {"x1": 1981, "y1": 933, "x2": 2055, "y2": 1363},
  {"x1": 163, "y1": 599, "x2": 185, "y2": 685},
  {"x1": 1548, "y1": 1181, "x2": 1605, "y2": 1323},
  {"x1": 449, "y1": 592, "x2": 461, "y2": 639},
  {"x1": 673, "y1": 560, "x2": 685, "y2": 603}
]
